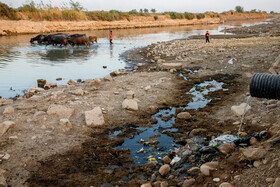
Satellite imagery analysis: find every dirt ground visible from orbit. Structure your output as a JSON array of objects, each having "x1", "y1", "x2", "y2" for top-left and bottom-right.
[{"x1": 0, "y1": 17, "x2": 280, "y2": 186}]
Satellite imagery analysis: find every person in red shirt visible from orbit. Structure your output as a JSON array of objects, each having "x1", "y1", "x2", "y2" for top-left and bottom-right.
[
  {"x1": 109, "y1": 31, "x2": 113, "y2": 44},
  {"x1": 205, "y1": 31, "x2": 210, "y2": 43}
]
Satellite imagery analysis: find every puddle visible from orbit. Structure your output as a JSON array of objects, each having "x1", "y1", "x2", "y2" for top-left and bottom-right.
[{"x1": 114, "y1": 79, "x2": 226, "y2": 165}]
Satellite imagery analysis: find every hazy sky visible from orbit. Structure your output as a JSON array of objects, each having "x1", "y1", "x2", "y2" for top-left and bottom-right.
[{"x1": 2, "y1": 0, "x2": 280, "y2": 13}]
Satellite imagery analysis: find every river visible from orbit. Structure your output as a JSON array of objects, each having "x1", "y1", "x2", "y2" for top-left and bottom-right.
[{"x1": 0, "y1": 19, "x2": 267, "y2": 98}]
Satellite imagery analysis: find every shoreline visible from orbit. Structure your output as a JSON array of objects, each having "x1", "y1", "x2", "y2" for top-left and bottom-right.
[{"x1": 0, "y1": 13, "x2": 271, "y2": 36}]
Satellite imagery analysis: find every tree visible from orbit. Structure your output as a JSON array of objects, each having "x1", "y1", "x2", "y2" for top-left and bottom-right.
[
  {"x1": 139, "y1": 9, "x2": 143, "y2": 13},
  {"x1": 151, "y1": 8, "x2": 156, "y2": 13},
  {"x1": 270, "y1": 11, "x2": 274, "y2": 14},
  {"x1": 69, "y1": 0, "x2": 84, "y2": 11},
  {"x1": 235, "y1": 5, "x2": 244, "y2": 13},
  {"x1": 144, "y1": 8, "x2": 149, "y2": 13}
]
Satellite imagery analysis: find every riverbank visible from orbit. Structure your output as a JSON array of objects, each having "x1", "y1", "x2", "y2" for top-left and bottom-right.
[
  {"x1": 0, "y1": 12, "x2": 271, "y2": 36},
  {"x1": 0, "y1": 18, "x2": 279, "y2": 186}
]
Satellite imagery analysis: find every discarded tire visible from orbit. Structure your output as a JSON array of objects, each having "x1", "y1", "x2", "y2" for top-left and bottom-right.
[{"x1": 250, "y1": 73, "x2": 280, "y2": 100}]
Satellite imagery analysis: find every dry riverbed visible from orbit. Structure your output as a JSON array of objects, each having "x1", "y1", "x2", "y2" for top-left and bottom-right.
[{"x1": 0, "y1": 18, "x2": 280, "y2": 186}]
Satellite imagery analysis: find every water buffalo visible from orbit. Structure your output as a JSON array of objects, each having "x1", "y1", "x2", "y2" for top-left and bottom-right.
[
  {"x1": 30, "y1": 34, "x2": 47, "y2": 43},
  {"x1": 67, "y1": 35, "x2": 98, "y2": 48},
  {"x1": 44, "y1": 34, "x2": 69, "y2": 48}
]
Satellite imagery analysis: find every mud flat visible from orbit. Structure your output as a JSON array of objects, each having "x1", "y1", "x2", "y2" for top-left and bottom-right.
[{"x1": 0, "y1": 18, "x2": 280, "y2": 186}]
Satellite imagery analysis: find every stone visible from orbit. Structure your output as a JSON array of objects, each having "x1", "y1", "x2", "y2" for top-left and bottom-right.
[
  {"x1": 231, "y1": 103, "x2": 251, "y2": 117},
  {"x1": 200, "y1": 161, "x2": 219, "y2": 176},
  {"x1": 162, "y1": 156, "x2": 171, "y2": 164},
  {"x1": 70, "y1": 89, "x2": 84, "y2": 96},
  {"x1": 218, "y1": 143, "x2": 236, "y2": 155},
  {"x1": 122, "y1": 99, "x2": 138, "y2": 111},
  {"x1": 140, "y1": 183, "x2": 152, "y2": 187},
  {"x1": 157, "y1": 59, "x2": 165, "y2": 63},
  {"x1": 85, "y1": 107, "x2": 105, "y2": 127},
  {"x1": 29, "y1": 87, "x2": 45, "y2": 94},
  {"x1": 3, "y1": 106, "x2": 14, "y2": 115},
  {"x1": 177, "y1": 112, "x2": 191, "y2": 119},
  {"x1": 67, "y1": 79, "x2": 76, "y2": 85},
  {"x1": 59, "y1": 119, "x2": 72, "y2": 132},
  {"x1": 187, "y1": 167, "x2": 200, "y2": 175},
  {"x1": 159, "y1": 164, "x2": 170, "y2": 176},
  {"x1": 213, "y1": 178, "x2": 220, "y2": 182},
  {"x1": 273, "y1": 178, "x2": 280, "y2": 187},
  {"x1": 126, "y1": 91, "x2": 135, "y2": 99},
  {"x1": 144, "y1": 85, "x2": 151, "y2": 91},
  {"x1": 148, "y1": 105, "x2": 158, "y2": 114},
  {"x1": 44, "y1": 82, "x2": 57, "y2": 89},
  {"x1": 189, "y1": 128, "x2": 207, "y2": 137},
  {"x1": 219, "y1": 182, "x2": 233, "y2": 187},
  {"x1": 0, "y1": 168, "x2": 7, "y2": 187},
  {"x1": 104, "y1": 74, "x2": 113, "y2": 81},
  {"x1": 182, "y1": 178, "x2": 195, "y2": 187},
  {"x1": 29, "y1": 95, "x2": 44, "y2": 101},
  {"x1": 56, "y1": 77, "x2": 62, "y2": 81},
  {"x1": 250, "y1": 137, "x2": 258, "y2": 145},
  {"x1": 47, "y1": 104, "x2": 74, "y2": 119},
  {"x1": 37, "y1": 79, "x2": 46, "y2": 88},
  {"x1": 153, "y1": 181, "x2": 168, "y2": 187},
  {"x1": 253, "y1": 160, "x2": 261, "y2": 168},
  {"x1": 241, "y1": 147, "x2": 267, "y2": 161},
  {"x1": 266, "y1": 178, "x2": 275, "y2": 183},
  {"x1": 162, "y1": 63, "x2": 182, "y2": 70},
  {"x1": 9, "y1": 136, "x2": 18, "y2": 141},
  {"x1": 0, "y1": 121, "x2": 15, "y2": 136}
]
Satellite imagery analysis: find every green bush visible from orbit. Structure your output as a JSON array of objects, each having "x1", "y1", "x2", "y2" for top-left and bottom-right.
[
  {"x1": 169, "y1": 12, "x2": 184, "y2": 19},
  {"x1": 154, "y1": 15, "x2": 158, "y2": 20},
  {"x1": 128, "y1": 9, "x2": 138, "y2": 15},
  {"x1": 0, "y1": 2, "x2": 18, "y2": 20},
  {"x1": 18, "y1": 1, "x2": 37, "y2": 12},
  {"x1": 235, "y1": 6, "x2": 244, "y2": 13},
  {"x1": 217, "y1": 14, "x2": 220, "y2": 18},
  {"x1": 196, "y1": 13, "x2": 205, "y2": 19},
  {"x1": 184, "y1": 12, "x2": 194, "y2": 20}
]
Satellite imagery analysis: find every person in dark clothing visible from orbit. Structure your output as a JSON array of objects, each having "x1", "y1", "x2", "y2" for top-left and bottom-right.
[
  {"x1": 109, "y1": 31, "x2": 113, "y2": 44},
  {"x1": 205, "y1": 31, "x2": 210, "y2": 43}
]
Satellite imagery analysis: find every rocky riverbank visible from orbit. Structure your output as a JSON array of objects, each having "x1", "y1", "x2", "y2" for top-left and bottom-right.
[{"x1": 0, "y1": 18, "x2": 279, "y2": 186}]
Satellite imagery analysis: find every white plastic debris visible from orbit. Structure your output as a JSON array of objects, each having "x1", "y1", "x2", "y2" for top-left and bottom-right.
[
  {"x1": 170, "y1": 155, "x2": 181, "y2": 165},
  {"x1": 209, "y1": 135, "x2": 238, "y2": 147}
]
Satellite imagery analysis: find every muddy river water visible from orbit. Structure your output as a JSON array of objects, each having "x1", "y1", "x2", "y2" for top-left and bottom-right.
[{"x1": 0, "y1": 19, "x2": 267, "y2": 98}]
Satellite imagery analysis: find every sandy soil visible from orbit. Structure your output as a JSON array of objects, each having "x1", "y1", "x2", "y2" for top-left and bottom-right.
[{"x1": 0, "y1": 17, "x2": 279, "y2": 187}]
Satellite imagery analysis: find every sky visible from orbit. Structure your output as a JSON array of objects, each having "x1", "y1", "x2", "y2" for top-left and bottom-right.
[{"x1": 2, "y1": 0, "x2": 280, "y2": 13}]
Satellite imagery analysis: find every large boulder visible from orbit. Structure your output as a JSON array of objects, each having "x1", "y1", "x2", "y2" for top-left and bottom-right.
[
  {"x1": 159, "y1": 164, "x2": 171, "y2": 176},
  {"x1": 177, "y1": 112, "x2": 191, "y2": 119},
  {"x1": 85, "y1": 107, "x2": 105, "y2": 127},
  {"x1": 231, "y1": 103, "x2": 251, "y2": 117},
  {"x1": 241, "y1": 147, "x2": 267, "y2": 161},
  {"x1": 0, "y1": 121, "x2": 15, "y2": 136},
  {"x1": 47, "y1": 104, "x2": 74, "y2": 119},
  {"x1": 200, "y1": 161, "x2": 219, "y2": 176},
  {"x1": 67, "y1": 79, "x2": 76, "y2": 85},
  {"x1": 44, "y1": 82, "x2": 57, "y2": 89},
  {"x1": 29, "y1": 87, "x2": 44, "y2": 94},
  {"x1": 122, "y1": 99, "x2": 138, "y2": 111}
]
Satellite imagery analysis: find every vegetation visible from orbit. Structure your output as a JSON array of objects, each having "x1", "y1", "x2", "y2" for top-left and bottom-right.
[
  {"x1": 196, "y1": 13, "x2": 205, "y2": 19},
  {"x1": 151, "y1": 9, "x2": 156, "y2": 13},
  {"x1": 184, "y1": 12, "x2": 194, "y2": 20},
  {"x1": 235, "y1": 6, "x2": 244, "y2": 13},
  {"x1": 168, "y1": 12, "x2": 184, "y2": 19},
  {"x1": 0, "y1": 2, "x2": 18, "y2": 20},
  {"x1": 154, "y1": 15, "x2": 158, "y2": 20}
]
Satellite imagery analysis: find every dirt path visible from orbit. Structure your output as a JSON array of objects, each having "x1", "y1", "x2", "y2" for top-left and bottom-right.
[{"x1": 0, "y1": 17, "x2": 279, "y2": 186}]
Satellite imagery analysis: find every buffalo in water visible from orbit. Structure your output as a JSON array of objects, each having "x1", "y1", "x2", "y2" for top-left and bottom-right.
[
  {"x1": 44, "y1": 33, "x2": 70, "y2": 48},
  {"x1": 67, "y1": 34, "x2": 98, "y2": 47},
  {"x1": 30, "y1": 34, "x2": 47, "y2": 43}
]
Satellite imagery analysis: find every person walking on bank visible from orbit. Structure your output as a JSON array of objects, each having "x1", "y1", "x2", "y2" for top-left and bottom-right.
[
  {"x1": 205, "y1": 31, "x2": 210, "y2": 43},
  {"x1": 109, "y1": 31, "x2": 113, "y2": 45}
]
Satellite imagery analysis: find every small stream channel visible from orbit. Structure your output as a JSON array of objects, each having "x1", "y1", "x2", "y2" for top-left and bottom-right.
[{"x1": 113, "y1": 77, "x2": 228, "y2": 165}]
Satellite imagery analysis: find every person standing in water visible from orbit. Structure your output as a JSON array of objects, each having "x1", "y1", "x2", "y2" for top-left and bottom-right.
[
  {"x1": 205, "y1": 31, "x2": 210, "y2": 43},
  {"x1": 109, "y1": 31, "x2": 113, "y2": 44}
]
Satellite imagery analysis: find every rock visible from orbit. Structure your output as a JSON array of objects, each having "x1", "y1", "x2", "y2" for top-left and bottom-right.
[
  {"x1": 273, "y1": 178, "x2": 280, "y2": 187},
  {"x1": 44, "y1": 82, "x2": 57, "y2": 89},
  {"x1": 33, "y1": 111, "x2": 46, "y2": 118},
  {"x1": 85, "y1": 107, "x2": 105, "y2": 127},
  {"x1": 253, "y1": 160, "x2": 261, "y2": 168},
  {"x1": 177, "y1": 112, "x2": 191, "y2": 119},
  {"x1": 250, "y1": 137, "x2": 258, "y2": 145},
  {"x1": 122, "y1": 99, "x2": 138, "y2": 111},
  {"x1": 126, "y1": 91, "x2": 135, "y2": 99},
  {"x1": 70, "y1": 89, "x2": 84, "y2": 96},
  {"x1": 29, "y1": 95, "x2": 44, "y2": 101},
  {"x1": 266, "y1": 178, "x2": 275, "y2": 183},
  {"x1": 231, "y1": 103, "x2": 251, "y2": 117},
  {"x1": 162, "y1": 63, "x2": 182, "y2": 70},
  {"x1": 144, "y1": 85, "x2": 151, "y2": 91},
  {"x1": 9, "y1": 136, "x2": 18, "y2": 141},
  {"x1": 219, "y1": 182, "x2": 233, "y2": 187},
  {"x1": 56, "y1": 77, "x2": 62, "y2": 81},
  {"x1": 213, "y1": 178, "x2": 220, "y2": 182},
  {"x1": 241, "y1": 147, "x2": 267, "y2": 161},
  {"x1": 189, "y1": 128, "x2": 207, "y2": 137},
  {"x1": 47, "y1": 104, "x2": 74, "y2": 119},
  {"x1": 140, "y1": 183, "x2": 152, "y2": 187},
  {"x1": 104, "y1": 74, "x2": 113, "y2": 81},
  {"x1": 268, "y1": 123, "x2": 280, "y2": 137},
  {"x1": 182, "y1": 178, "x2": 195, "y2": 187},
  {"x1": 0, "y1": 121, "x2": 15, "y2": 136},
  {"x1": 157, "y1": 59, "x2": 165, "y2": 63},
  {"x1": 159, "y1": 164, "x2": 170, "y2": 176},
  {"x1": 37, "y1": 79, "x2": 46, "y2": 88},
  {"x1": 153, "y1": 181, "x2": 168, "y2": 187},
  {"x1": 29, "y1": 87, "x2": 45, "y2": 94},
  {"x1": 67, "y1": 79, "x2": 76, "y2": 85},
  {"x1": 3, "y1": 106, "x2": 14, "y2": 115},
  {"x1": 59, "y1": 119, "x2": 72, "y2": 132},
  {"x1": 187, "y1": 167, "x2": 200, "y2": 176},
  {"x1": 200, "y1": 161, "x2": 219, "y2": 176},
  {"x1": 162, "y1": 156, "x2": 171, "y2": 164},
  {"x1": 218, "y1": 143, "x2": 235, "y2": 155},
  {"x1": 0, "y1": 168, "x2": 7, "y2": 187}
]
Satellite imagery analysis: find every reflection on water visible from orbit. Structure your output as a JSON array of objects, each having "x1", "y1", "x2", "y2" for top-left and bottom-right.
[{"x1": 0, "y1": 19, "x2": 268, "y2": 98}]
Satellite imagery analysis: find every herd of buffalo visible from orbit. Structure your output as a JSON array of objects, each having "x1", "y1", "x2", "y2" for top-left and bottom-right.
[{"x1": 30, "y1": 33, "x2": 98, "y2": 48}]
